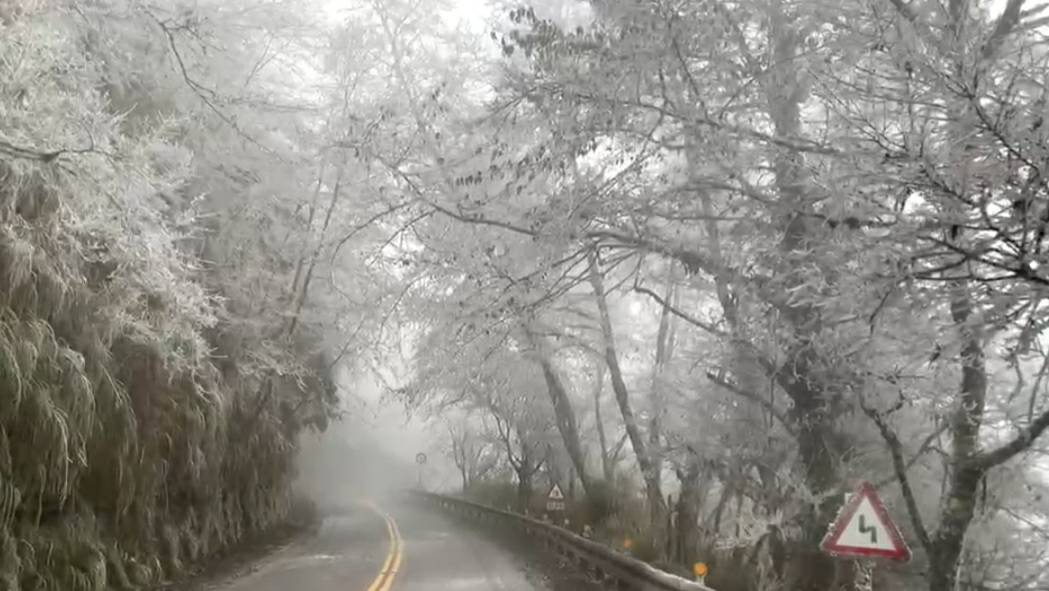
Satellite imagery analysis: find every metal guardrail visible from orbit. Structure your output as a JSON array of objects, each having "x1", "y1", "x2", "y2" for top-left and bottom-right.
[{"x1": 412, "y1": 490, "x2": 715, "y2": 591}]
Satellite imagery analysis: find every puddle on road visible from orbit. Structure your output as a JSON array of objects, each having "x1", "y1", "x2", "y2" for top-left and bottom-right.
[
  {"x1": 235, "y1": 552, "x2": 345, "y2": 580},
  {"x1": 280, "y1": 554, "x2": 342, "y2": 568},
  {"x1": 400, "y1": 575, "x2": 527, "y2": 591}
]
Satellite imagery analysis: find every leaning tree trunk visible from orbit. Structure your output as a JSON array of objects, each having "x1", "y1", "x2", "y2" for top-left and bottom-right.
[
  {"x1": 587, "y1": 251, "x2": 668, "y2": 546},
  {"x1": 529, "y1": 337, "x2": 594, "y2": 502},
  {"x1": 648, "y1": 277, "x2": 675, "y2": 533},
  {"x1": 591, "y1": 364, "x2": 617, "y2": 483}
]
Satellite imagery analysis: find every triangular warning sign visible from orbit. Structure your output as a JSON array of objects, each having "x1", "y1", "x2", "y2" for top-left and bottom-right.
[
  {"x1": 548, "y1": 484, "x2": 564, "y2": 500},
  {"x1": 821, "y1": 481, "x2": 911, "y2": 562}
]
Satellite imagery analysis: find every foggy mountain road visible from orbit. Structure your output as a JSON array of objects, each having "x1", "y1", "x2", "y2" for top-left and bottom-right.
[
  {"x1": 208, "y1": 504, "x2": 390, "y2": 591},
  {"x1": 210, "y1": 499, "x2": 552, "y2": 591}
]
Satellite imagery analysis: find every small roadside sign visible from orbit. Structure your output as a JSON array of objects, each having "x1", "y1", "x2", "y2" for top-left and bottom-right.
[
  {"x1": 546, "y1": 483, "x2": 566, "y2": 512},
  {"x1": 415, "y1": 452, "x2": 427, "y2": 489},
  {"x1": 693, "y1": 562, "x2": 709, "y2": 584},
  {"x1": 821, "y1": 481, "x2": 911, "y2": 562}
]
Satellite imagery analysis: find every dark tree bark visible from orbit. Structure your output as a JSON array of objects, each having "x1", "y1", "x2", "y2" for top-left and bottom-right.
[
  {"x1": 587, "y1": 250, "x2": 668, "y2": 545},
  {"x1": 490, "y1": 411, "x2": 544, "y2": 514},
  {"x1": 648, "y1": 277, "x2": 675, "y2": 528},
  {"x1": 528, "y1": 336, "x2": 594, "y2": 502},
  {"x1": 674, "y1": 456, "x2": 702, "y2": 568},
  {"x1": 710, "y1": 480, "x2": 734, "y2": 537},
  {"x1": 925, "y1": 286, "x2": 987, "y2": 591},
  {"x1": 761, "y1": 5, "x2": 856, "y2": 587},
  {"x1": 516, "y1": 467, "x2": 534, "y2": 514},
  {"x1": 591, "y1": 363, "x2": 615, "y2": 482}
]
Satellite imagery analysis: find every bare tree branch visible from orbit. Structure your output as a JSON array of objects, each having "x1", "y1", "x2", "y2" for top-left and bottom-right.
[
  {"x1": 888, "y1": 0, "x2": 920, "y2": 22},
  {"x1": 705, "y1": 370, "x2": 797, "y2": 437},
  {"x1": 983, "y1": 0, "x2": 1027, "y2": 60},
  {"x1": 975, "y1": 405, "x2": 1049, "y2": 469},
  {"x1": 860, "y1": 399, "x2": 933, "y2": 553},
  {"x1": 874, "y1": 421, "x2": 949, "y2": 488},
  {"x1": 632, "y1": 284, "x2": 727, "y2": 338}
]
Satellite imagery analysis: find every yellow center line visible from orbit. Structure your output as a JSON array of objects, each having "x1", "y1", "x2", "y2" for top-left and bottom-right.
[
  {"x1": 365, "y1": 516, "x2": 395, "y2": 591},
  {"x1": 364, "y1": 501, "x2": 404, "y2": 591},
  {"x1": 377, "y1": 515, "x2": 403, "y2": 591}
]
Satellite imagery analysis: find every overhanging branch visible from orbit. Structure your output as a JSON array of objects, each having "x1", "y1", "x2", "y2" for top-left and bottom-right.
[
  {"x1": 975, "y1": 405, "x2": 1049, "y2": 469},
  {"x1": 705, "y1": 370, "x2": 797, "y2": 438},
  {"x1": 632, "y1": 284, "x2": 726, "y2": 337},
  {"x1": 860, "y1": 399, "x2": 933, "y2": 552}
]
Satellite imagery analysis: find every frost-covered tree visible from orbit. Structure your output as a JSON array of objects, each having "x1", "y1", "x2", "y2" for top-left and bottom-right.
[
  {"x1": 0, "y1": 1, "x2": 357, "y2": 588},
  {"x1": 393, "y1": 0, "x2": 1049, "y2": 589}
]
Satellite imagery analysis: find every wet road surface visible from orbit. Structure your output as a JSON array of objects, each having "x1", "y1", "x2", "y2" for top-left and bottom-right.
[{"x1": 210, "y1": 497, "x2": 551, "y2": 591}]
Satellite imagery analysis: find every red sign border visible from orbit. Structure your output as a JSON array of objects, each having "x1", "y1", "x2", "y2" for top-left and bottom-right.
[{"x1": 820, "y1": 481, "x2": 912, "y2": 562}]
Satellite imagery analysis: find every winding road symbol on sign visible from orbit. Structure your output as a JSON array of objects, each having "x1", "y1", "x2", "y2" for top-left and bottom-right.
[
  {"x1": 858, "y1": 515, "x2": 877, "y2": 544},
  {"x1": 546, "y1": 484, "x2": 566, "y2": 512},
  {"x1": 821, "y1": 481, "x2": 911, "y2": 562}
]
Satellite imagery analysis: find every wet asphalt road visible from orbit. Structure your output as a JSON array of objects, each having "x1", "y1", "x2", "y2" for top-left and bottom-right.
[{"x1": 210, "y1": 497, "x2": 550, "y2": 591}]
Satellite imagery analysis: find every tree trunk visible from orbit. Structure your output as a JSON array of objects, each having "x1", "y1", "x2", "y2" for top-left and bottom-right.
[
  {"x1": 926, "y1": 286, "x2": 988, "y2": 591},
  {"x1": 648, "y1": 277, "x2": 675, "y2": 533},
  {"x1": 568, "y1": 464, "x2": 576, "y2": 501},
  {"x1": 587, "y1": 251, "x2": 667, "y2": 540},
  {"x1": 592, "y1": 364, "x2": 616, "y2": 483},
  {"x1": 733, "y1": 492, "x2": 744, "y2": 539},
  {"x1": 287, "y1": 165, "x2": 344, "y2": 339},
  {"x1": 832, "y1": 560, "x2": 873, "y2": 591},
  {"x1": 675, "y1": 459, "x2": 701, "y2": 568},
  {"x1": 711, "y1": 482, "x2": 733, "y2": 536},
  {"x1": 456, "y1": 452, "x2": 468, "y2": 492},
  {"x1": 531, "y1": 342, "x2": 593, "y2": 500},
  {"x1": 917, "y1": 0, "x2": 1003, "y2": 577},
  {"x1": 761, "y1": 8, "x2": 855, "y2": 589},
  {"x1": 516, "y1": 468, "x2": 533, "y2": 514},
  {"x1": 781, "y1": 546, "x2": 838, "y2": 591}
]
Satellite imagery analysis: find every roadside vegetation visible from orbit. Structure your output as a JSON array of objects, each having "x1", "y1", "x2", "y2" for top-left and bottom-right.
[{"x1": 0, "y1": 2, "x2": 345, "y2": 589}]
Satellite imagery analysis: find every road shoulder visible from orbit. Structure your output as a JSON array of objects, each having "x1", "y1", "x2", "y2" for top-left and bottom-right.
[{"x1": 150, "y1": 519, "x2": 317, "y2": 591}]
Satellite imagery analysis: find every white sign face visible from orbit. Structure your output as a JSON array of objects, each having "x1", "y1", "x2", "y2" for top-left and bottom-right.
[
  {"x1": 835, "y1": 495, "x2": 898, "y2": 551},
  {"x1": 821, "y1": 481, "x2": 911, "y2": 562},
  {"x1": 548, "y1": 484, "x2": 564, "y2": 500}
]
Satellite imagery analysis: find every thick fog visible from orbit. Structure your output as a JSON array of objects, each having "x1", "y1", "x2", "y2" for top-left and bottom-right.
[{"x1": 293, "y1": 369, "x2": 459, "y2": 511}]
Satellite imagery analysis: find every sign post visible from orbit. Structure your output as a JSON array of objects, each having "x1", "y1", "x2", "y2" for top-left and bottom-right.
[{"x1": 821, "y1": 481, "x2": 911, "y2": 562}]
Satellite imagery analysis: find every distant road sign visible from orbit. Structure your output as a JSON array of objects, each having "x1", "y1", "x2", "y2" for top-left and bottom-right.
[
  {"x1": 546, "y1": 483, "x2": 566, "y2": 512},
  {"x1": 821, "y1": 481, "x2": 911, "y2": 562},
  {"x1": 415, "y1": 452, "x2": 427, "y2": 465}
]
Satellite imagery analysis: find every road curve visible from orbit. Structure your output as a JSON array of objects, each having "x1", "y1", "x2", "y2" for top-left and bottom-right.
[{"x1": 209, "y1": 496, "x2": 550, "y2": 591}]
